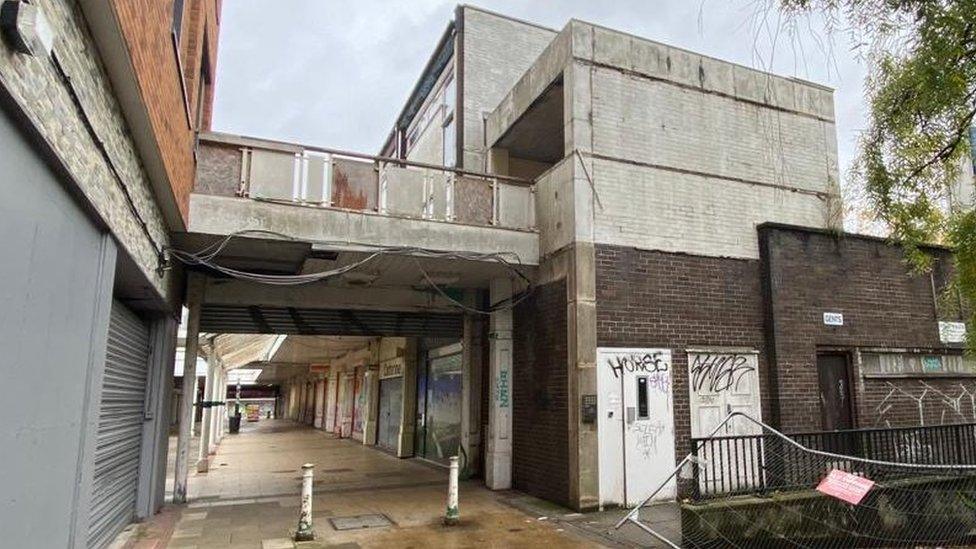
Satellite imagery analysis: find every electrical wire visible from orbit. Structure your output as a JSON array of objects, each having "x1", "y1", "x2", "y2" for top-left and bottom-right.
[
  {"x1": 50, "y1": 51, "x2": 166, "y2": 264},
  {"x1": 164, "y1": 230, "x2": 533, "y2": 314}
]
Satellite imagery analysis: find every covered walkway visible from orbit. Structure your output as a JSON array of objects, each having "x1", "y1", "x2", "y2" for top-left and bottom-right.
[{"x1": 128, "y1": 420, "x2": 600, "y2": 548}]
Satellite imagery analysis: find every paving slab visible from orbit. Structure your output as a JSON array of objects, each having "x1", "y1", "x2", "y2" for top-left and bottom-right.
[{"x1": 127, "y1": 420, "x2": 605, "y2": 548}]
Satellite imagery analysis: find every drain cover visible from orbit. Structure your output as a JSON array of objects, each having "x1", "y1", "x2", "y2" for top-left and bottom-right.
[{"x1": 329, "y1": 514, "x2": 394, "y2": 531}]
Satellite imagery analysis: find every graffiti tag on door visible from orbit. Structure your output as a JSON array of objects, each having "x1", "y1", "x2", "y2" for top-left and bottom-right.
[
  {"x1": 606, "y1": 351, "x2": 669, "y2": 378},
  {"x1": 689, "y1": 353, "x2": 756, "y2": 394}
]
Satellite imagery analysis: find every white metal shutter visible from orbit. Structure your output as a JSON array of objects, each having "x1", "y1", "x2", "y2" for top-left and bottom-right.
[{"x1": 87, "y1": 301, "x2": 150, "y2": 548}]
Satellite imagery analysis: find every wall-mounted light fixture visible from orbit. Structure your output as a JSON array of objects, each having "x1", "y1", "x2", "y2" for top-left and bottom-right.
[{"x1": 0, "y1": 0, "x2": 54, "y2": 57}]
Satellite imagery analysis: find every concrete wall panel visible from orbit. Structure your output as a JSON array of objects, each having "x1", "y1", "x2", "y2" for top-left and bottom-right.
[
  {"x1": 462, "y1": 7, "x2": 555, "y2": 170},
  {"x1": 589, "y1": 66, "x2": 837, "y2": 195},
  {"x1": 590, "y1": 158, "x2": 828, "y2": 259}
]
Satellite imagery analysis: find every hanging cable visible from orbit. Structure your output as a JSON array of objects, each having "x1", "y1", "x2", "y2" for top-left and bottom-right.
[{"x1": 164, "y1": 230, "x2": 533, "y2": 313}]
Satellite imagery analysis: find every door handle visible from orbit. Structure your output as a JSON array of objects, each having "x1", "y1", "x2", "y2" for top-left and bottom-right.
[{"x1": 626, "y1": 407, "x2": 636, "y2": 424}]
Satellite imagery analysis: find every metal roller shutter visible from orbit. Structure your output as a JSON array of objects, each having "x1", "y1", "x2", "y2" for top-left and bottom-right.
[
  {"x1": 87, "y1": 301, "x2": 150, "y2": 548},
  {"x1": 199, "y1": 305, "x2": 463, "y2": 338}
]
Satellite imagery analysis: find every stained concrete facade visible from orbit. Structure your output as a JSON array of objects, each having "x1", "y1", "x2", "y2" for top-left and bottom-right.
[
  {"x1": 171, "y1": 4, "x2": 969, "y2": 526},
  {"x1": 179, "y1": 6, "x2": 846, "y2": 514},
  {"x1": 471, "y1": 15, "x2": 841, "y2": 511}
]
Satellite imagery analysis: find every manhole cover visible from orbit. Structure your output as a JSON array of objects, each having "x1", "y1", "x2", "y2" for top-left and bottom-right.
[{"x1": 329, "y1": 514, "x2": 394, "y2": 531}]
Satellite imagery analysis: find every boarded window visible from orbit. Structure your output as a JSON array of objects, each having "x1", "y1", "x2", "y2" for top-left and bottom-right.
[{"x1": 861, "y1": 352, "x2": 976, "y2": 375}]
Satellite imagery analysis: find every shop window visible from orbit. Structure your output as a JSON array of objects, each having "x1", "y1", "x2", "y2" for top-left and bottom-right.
[
  {"x1": 442, "y1": 114, "x2": 456, "y2": 167},
  {"x1": 172, "y1": 0, "x2": 186, "y2": 42},
  {"x1": 861, "y1": 352, "x2": 976, "y2": 375},
  {"x1": 442, "y1": 75, "x2": 455, "y2": 117}
]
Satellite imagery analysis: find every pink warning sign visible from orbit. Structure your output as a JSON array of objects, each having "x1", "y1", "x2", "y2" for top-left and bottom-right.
[{"x1": 816, "y1": 469, "x2": 875, "y2": 505}]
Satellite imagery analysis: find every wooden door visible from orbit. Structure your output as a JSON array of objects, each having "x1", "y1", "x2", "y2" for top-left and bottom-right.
[{"x1": 817, "y1": 353, "x2": 854, "y2": 431}]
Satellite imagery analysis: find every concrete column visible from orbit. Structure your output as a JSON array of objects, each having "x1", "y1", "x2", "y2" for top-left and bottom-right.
[
  {"x1": 363, "y1": 366, "x2": 379, "y2": 445},
  {"x1": 398, "y1": 339, "x2": 418, "y2": 457},
  {"x1": 174, "y1": 274, "x2": 204, "y2": 503},
  {"x1": 197, "y1": 358, "x2": 216, "y2": 471},
  {"x1": 313, "y1": 379, "x2": 325, "y2": 429},
  {"x1": 212, "y1": 370, "x2": 220, "y2": 447},
  {"x1": 461, "y1": 291, "x2": 484, "y2": 476},
  {"x1": 486, "y1": 278, "x2": 513, "y2": 490},
  {"x1": 214, "y1": 369, "x2": 225, "y2": 444}
]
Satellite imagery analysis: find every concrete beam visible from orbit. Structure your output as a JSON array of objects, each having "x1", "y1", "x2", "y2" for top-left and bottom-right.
[
  {"x1": 202, "y1": 278, "x2": 460, "y2": 313},
  {"x1": 187, "y1": 193, "x2": 540, "y2": 266}
]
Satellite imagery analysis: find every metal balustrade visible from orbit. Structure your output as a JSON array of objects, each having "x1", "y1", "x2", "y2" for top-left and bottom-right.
[
  {"x1": 690, "y1": 422, "x2": 976, "y2": 500},
  {"x1": 196, "y1": 133, "x2": 536, "y2": 231}
]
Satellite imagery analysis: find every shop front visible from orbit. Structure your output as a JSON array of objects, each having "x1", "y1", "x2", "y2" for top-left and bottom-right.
[
  {"x1": 415, "y1": 342, "x2": 463, "y2": 464},
  {"x1": 377, "y1": 357, "x2": 405, "y2": 451}
]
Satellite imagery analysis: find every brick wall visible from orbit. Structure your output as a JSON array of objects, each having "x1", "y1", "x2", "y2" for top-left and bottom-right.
[
  {"x1": 513, "y1": 279, "x2": 570, "y2": 506},
  {"x1": 760, "y1": 225, "x2": 968, "y2": 432},
  {"x1": 112, "y1": 0, "x2": 220, "y2": 224},
  {"x1": 0, "y1": 1, "x2": 176, "y2": 303},
  {"x1": 178, "y1": 0, "x2": 220, "y2": 131},
  {"x1": 594, "y1": 244, "x2": 768, "y2": 463}
]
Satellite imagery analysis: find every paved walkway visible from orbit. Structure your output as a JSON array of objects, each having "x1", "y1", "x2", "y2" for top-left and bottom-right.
[{"x1": 123, "y1": 420, "x2": 644, "y2": 548}]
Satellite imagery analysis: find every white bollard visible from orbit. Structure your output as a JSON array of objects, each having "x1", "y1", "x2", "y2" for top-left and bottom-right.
[
  {"x1": 444, "y1": 455, "x2": 460, "y2": 525},
  {"x1": 295, "y1": 463, "x2": 315, "y2": 541}
]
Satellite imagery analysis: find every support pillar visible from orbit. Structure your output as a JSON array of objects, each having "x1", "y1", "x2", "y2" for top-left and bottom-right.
[
  {"x1": 197, "y1": 357, "x2": 216, "y2": 472},
  {"x1": 213, "y1": 368, "x2": 225, "y2": 445},
  {"x1": 461, "y1": 290, "x2": 484, "y2": 476},
  {"x1": 363, "y1": 366, "x2": 379, "y2": 445},
  {"x1": 486, "y1": 278, "x2": 513, "y2": 490},
  {"x1": 398, "y1": 339, "x2": 418, "y2": 457},
  {"x1": 174, "y1": 273, "x2": 204, "y2": 503},
  {"x1": 314, "y1": 378, "x2": 325, "y2": 429}
]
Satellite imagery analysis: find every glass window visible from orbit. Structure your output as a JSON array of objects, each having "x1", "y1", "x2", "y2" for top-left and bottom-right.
[
  {"x1": 442, "y1": 115, "x2": 456, "y2": 167},
  {"x1": 443, "y1": 75, "x2": 456, "y2": 115},
  {"x1": 424, "y1": 352, "x2": 462, "y2": 463},
  {"x1": 637, "y1": 377, "x2": 649, "y2": 419}
]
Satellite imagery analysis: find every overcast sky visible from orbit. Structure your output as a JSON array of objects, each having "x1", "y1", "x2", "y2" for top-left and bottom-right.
[{"x1": 212, "y1": 1, "x2": 867, "y2": 190}]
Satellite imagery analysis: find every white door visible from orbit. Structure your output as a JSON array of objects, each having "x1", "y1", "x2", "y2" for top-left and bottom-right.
[
  {"x1": 597, "y1": 348, "x2": 676, "y2": 507},
  {"x1": 687, "y1": 350, "x2": 763, "y2": 494}
]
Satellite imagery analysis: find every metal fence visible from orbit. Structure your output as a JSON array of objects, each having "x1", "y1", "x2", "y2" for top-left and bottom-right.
[{"x1": 690, "y1": 422, "x2": 976, "y2": 500}]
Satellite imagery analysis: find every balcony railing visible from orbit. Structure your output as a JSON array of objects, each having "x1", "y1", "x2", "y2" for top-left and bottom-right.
[
  {"x1": 690, "y1": 422, "x2": 976, "y2": 500},
  {"x1": 196, "y1": 133, "x2": 536, "y2": 231}
]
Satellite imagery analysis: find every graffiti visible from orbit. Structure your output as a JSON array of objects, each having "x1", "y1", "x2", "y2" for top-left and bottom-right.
[
  {"x1": 497, "y1": 369, "x2": 510, "y2": 408},
  {"x1": 607, "y1": 351, "x2": 669, "y2": 379},
  {"x1": 632, "y1": 420, "x2": 669, "y2": 458},
  {"x1": 689, "y1": 353, "x2": 755, "y2": 393},
  {"x1": 645, "y1": 371, "x2": 672, "y2": 394},
  {"x1": 874, "y1": 381, "x2": 976, "y2": 427}
]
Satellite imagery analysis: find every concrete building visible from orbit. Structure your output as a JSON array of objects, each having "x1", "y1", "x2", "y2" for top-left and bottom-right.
[
  {"x1": 4, "y1": 4, "x2": 964, "y2": 545},
  {"x1": 178, "y1": 6, "x2": 975, "y2": 517},
  {"x1": 0, "y1": 1, "x2": 220, "y2": 546}
]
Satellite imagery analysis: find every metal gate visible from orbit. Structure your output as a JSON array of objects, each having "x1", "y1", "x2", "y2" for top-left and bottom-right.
[{"x1": 87, "y1": 301, "x2": 150, "y2": 548}]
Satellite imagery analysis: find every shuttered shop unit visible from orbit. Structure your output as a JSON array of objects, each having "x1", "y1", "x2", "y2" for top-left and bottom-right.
[{"x1": 87, "y1": 301, "x2": 150, "y2": 548}]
